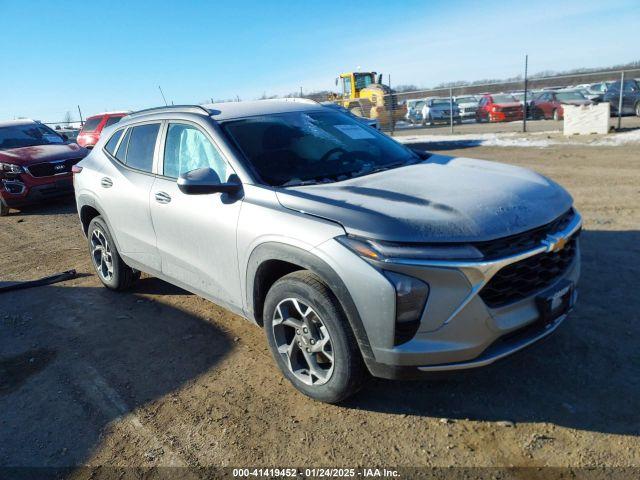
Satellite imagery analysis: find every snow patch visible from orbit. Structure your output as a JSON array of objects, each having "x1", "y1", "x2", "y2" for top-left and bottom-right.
[{"x1": 396, "y1": 129, "x2": 640, "y2": 148}]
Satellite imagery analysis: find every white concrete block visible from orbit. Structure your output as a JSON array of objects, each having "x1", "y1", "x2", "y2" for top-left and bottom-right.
[{"x1": 563, "y1": 103, "x2": 610, "y2": 136}]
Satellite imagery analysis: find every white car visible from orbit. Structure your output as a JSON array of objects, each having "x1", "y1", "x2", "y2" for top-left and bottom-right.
[{"x1": 454, "y1": 95, "x2": 479, "y2": 120}]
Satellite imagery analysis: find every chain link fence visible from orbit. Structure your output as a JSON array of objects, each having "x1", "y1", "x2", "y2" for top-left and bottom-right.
[{"x1": 319, "y1": 68, "x2": 640, "y2": 135}]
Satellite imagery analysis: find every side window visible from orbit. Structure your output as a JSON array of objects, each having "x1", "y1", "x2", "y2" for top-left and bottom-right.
[
  {"x1": 115, "y1": 128, "x2": 131, "y2": 161},
  {"x1": 104, "y1": 129, "x2": 123, "y2": 155},
  {"x1": 104, "y1": 116, "x2": 122, "y2": 128},
  {"x1": 125, "y1": 123, "x2": 160, "y2": 172},
  {"x1": 342, "y1": 77, "x2": 351, "y2": 96},
  {"x1": 163, "y1": 123, "x2": 232, "y2": 181}
]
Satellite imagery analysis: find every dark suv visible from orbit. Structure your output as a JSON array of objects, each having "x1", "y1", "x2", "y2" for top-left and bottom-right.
[{"x1": 603, "y1": 79, "x2": 640, "y2": 116}]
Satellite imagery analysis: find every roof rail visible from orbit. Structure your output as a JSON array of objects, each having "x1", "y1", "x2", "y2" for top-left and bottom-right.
[{"x1": 123, "y1": 104, "x2": 211, "y2": 120}]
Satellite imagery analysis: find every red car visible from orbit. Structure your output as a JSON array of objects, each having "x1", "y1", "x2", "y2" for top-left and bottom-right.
[
  {"x1": 476, "y1": 94, "x2": 524, "y2": 122},
  {"x1": 530, "y1": 90, "x2": 592, "y2": 121},
  {"x1": 0, "y1": 120, "x2": 88, "y2": 216},
  {"x1": 76, "y1": 111, "x2": 128, "y2": 148}
]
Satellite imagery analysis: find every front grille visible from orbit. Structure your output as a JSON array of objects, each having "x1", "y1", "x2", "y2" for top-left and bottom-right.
[
  {"x1": 474, "y1": 209, "x2": 574, "y2": 260},
  {"x1": 27, "y1": 158, "x2": 82, "y2": 178},
  {"x1": 479, "y1": 233, "x2": 578, "y2": 308}
]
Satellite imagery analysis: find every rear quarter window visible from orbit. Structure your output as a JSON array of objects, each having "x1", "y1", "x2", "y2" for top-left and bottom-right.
[{"x1": 104, "y1": 129, "x2": 124, "y2": 155}]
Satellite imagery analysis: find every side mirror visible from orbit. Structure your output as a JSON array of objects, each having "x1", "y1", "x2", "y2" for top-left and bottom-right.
[{"x1": 177, "y1": 167, "x2": 242, "y2": 195}]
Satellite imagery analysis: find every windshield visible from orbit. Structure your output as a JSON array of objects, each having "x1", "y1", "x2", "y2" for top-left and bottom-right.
[
  {"x1": 0, "y1": 123, "x2": 66, "y2": 150},
  {"x1": 456, "y1": 96, "x2": 476, "y2": 103},
  {"x1": 431, "y1": 99, "x2": 451, "y2": 106},
  {"x1": 222, "y1": 111, "x2": 421, "y2": 186},
  {"x1": 556, "y1": 91, "x2": 586, "y2": 102},
  {"x1": 491, "y1": 94, "x2": 517, "y2": 103}
]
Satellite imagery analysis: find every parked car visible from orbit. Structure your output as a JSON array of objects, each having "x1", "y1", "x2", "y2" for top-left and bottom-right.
[
  {"x1": 603, "y1": 79, "x2": 640, "y2": 116},
  {"x1": 510, "y1": 91, "x2": 540, "y2": 118},
  {"x1": 74, "y1": 101, "x2": 581, "y2": 403},
  {"x1": 421, "y1": 97, "x2": 461, "y2": 125},
  {"x1": 405, "y1": 99, "x2": 425, "y2": 124},
  {"x1": 476, "y1": 94, "x2": 524, "y2": 122},
  {"x1": 530, "y1": 90, "x2": 592, "y2": 120},
  {"x1": 77, "y1": 111, "x2": 129, "y2": 149},
  {"x1": 320, "y1": 102, "x2": 380, "y2": 129},
  {"x1": 453, "y1": 95, "x2": 479, "y2": 120},
  {"x1": 573, "y1": 82, "x2": 609, "y2": 102},
  {"x1": 0, "y1": 119, "x2": 88, "y2": 216}
]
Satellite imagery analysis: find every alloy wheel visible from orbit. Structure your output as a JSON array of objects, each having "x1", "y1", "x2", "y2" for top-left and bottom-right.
[
  {"x1": 272, "y1": 298, "x2": 334, "y2": 386},
  {"x1": 90, "y1": 228, "x2": 114, "y2": 281}
]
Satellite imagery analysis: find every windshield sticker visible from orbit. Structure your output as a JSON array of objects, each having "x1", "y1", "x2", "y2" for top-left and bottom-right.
[
  {"x1": 43, "y1": 134, "x2": 64, "y2": 143},
  {"x1": 334, "y1": 124, "x2": 375, "y2": 140}
]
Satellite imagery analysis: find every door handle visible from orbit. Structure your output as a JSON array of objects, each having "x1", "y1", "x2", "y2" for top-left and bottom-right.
[
  {"x1": 100, "y1": 177, "x2": 113, "y2": 188},
  {"x1": 155, "y1": 191, "x2": 171, "y2": 204}
]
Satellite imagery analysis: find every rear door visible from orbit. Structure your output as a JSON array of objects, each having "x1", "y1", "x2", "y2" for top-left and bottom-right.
[
  {"x1": 150, "y1": 121, "x2": 243, "y2": 307},
  {"x1": 98, "y1": 122, "x2": 162, "y2": 272}
]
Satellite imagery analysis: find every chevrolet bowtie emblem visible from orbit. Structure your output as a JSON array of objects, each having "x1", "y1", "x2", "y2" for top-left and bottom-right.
[{"x1": 545, "y1": 234, "x2": 568, "y2": 253}]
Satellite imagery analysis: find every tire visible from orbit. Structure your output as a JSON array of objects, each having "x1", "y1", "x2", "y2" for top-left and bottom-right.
[
  {"x1": 0, "y1": 199, "x2": 9, "y2": 217},
  {"x1": 552, "y1": 109, "x2": 560, "y2": 121},
  {"x1": 263, "y1": 271, "x2": 366, "y2": 403},
  {"x1": 635, "y1": 101, "x2": 640, "y2": 117},
  {"x1": 87, "y1": 216, "x2": 140, "y2": 291}
]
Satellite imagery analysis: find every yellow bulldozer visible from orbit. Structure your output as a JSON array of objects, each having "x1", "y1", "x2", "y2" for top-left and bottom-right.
[{"x1": 329, "y1": 71, "x2": 406, "y2": 127}]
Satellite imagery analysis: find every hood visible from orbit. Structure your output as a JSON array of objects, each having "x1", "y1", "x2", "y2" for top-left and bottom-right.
[
  {"x1": 275, "y1": 155, "x2": 573, "y2": 243},
  {"x1": 0, "y1": 143, "x2": 88, "y2": 166}
]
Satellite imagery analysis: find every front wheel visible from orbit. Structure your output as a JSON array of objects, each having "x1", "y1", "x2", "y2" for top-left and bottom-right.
[
  {"x1": 635, "y1": 101, "x2": 640, "y2": 117},
  {"x1": 87, "y1": 216, "x2": 140, "y2": 290},
  {"x1": 263, "y1": 271, "x2": 366, "y2": 403}
]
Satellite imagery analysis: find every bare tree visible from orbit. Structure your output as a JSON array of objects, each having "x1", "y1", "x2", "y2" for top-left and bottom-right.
[{"x1": 63, "y1": 111, "x2": 73, "y2": 126}]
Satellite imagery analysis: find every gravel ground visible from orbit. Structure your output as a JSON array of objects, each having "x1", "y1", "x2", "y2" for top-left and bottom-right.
[{"x1": 0, "y1": 139, "x2": 638, "y2": 478}]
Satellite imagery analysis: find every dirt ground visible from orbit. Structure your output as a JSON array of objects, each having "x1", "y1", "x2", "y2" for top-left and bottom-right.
[{"x1": 1, "y1": 139, "x2": 639, "y2": 477}]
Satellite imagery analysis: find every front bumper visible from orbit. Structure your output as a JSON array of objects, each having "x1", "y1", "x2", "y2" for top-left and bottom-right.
[
  {"x1": 314, "y1": 211, "x2": 582, "y2": 379},
  {"x1": 0, "y1": 176, "x2": 74, "y2": 207}
]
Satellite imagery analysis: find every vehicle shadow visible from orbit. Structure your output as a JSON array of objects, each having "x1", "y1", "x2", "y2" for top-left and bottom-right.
[
  {"x1": 348, "y1": 229, "x2": 640, "y2": 436},
  {"x1": 0, "y1": 282, "x2": 233, "y2": 468},
  {"x1": 6, "y1": 196, "x2": 77, "y2": 217}
]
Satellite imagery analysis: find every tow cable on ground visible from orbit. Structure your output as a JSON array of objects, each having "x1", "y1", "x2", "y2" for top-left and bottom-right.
[{"x1": 0, "y1": 269, "x2": 78, "y2": 294}]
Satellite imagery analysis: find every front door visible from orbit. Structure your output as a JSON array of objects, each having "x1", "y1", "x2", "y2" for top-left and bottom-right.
[{"x1": 150, "y1": 121, "x2": 243, "y2": 308}]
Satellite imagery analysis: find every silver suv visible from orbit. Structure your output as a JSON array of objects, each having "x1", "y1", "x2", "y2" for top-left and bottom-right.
[{"x1": 74, "y1": 100, "x2": 581, "y2": 403}]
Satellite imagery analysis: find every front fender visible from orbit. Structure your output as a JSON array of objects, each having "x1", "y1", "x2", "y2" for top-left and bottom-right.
[{"x1": 245, "y1": 241, "x2": 374, "y2": 362}]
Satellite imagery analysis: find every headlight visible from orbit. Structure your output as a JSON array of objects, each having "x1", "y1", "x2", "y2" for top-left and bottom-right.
[
  {"x1": 0, "y1": 162, "x2": 25, "y2": 174},
  {"x1": 0, "y1": 162, "x2": 25, "y2": 178},
  {"x1": 336, "y1": 235, "x2": 483, "y2": 262}
]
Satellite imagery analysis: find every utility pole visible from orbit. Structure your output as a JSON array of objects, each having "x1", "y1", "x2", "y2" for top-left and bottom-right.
[
  {"x1": 523, "y1": 54, "x2": 528, "y2": 133},
  {"x1": 388, "y1": 74, "x2": 394, "y2": 136},
  {"x1": 77, "y1": 105, "x2": 84, "y2": 127},
  {"x1": 449, "y1": 87, "x2": 454, "y2": 134},
  {"x1": 158, "y1": 85, "x2": 168, "y2": 106},
  {"x1": 300, "y1": 86, "x2": 303, "y2": 98},
  {"x1": 617, "y1": 71, "x2": 624, "y2": 130}
]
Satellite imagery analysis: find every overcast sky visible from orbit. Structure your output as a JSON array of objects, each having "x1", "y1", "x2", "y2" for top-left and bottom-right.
[{"x1": 1, "y1": 0, "x2": 638, "y2": 122}]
